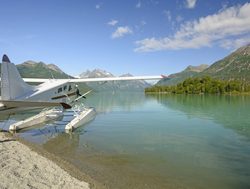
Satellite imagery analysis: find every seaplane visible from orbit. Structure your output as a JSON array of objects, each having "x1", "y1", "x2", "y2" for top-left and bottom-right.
[{"x1": 0, "y1": 54, "x2": 164, "y2": 132}]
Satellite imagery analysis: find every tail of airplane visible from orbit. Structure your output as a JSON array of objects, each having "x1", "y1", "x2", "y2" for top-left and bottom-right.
[{"x1": 1, "y1": 54, "x2": 34, "y2": 100}]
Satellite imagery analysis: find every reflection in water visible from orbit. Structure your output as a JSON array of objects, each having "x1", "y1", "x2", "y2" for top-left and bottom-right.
[
  {"x1": 14, "y1": 92, "x2": 250, "y2": 189},
  {"x1": 83, "y1": 91, "x2": 146, "y2": 113},
  {"x1": 0, "y1": 109, "x2": 45, "y2": 131},
  {"x1": 146, "y1": 94, "x2": 250, "y2": 137}
]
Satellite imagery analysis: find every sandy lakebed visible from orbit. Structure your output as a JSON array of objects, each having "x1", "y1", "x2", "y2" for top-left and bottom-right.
[{"x1": 0, "y1": 132, "x2": 105, "y2": 189}]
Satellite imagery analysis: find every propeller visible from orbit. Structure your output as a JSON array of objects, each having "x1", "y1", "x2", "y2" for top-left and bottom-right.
[
  {"x1": 76, "y1": 87, "x2": 85, "y2": 98},
  {"x1": 72, "y1": 89, "x2": 93, "y2": 103},
  {"x1": 73, "y1": 81, "x2": 107, "y2": 103}
]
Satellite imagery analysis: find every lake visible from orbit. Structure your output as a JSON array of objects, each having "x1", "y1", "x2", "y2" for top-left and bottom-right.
[{"x1": 8, "y1": 92, "x2": 250, "y2": 188}]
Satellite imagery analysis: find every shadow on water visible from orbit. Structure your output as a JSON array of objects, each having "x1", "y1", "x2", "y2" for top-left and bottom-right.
[{"x1": 146, "y1": 94, "x2": 250, "y2": 138}]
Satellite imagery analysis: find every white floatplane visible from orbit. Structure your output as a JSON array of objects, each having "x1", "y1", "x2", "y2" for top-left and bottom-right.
[{"x1": 0, "y1": 54, "x2": 164, "y2": 132}]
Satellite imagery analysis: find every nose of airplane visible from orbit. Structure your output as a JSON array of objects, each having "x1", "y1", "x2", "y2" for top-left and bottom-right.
[{"x1": 2, "y1": 54, "x2": 10, "y2": 63}]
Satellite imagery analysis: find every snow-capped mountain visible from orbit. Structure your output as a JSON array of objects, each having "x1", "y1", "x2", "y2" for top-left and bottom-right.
[{"x1": 78, "y1": 69, "x2": 151, "y2": 91}]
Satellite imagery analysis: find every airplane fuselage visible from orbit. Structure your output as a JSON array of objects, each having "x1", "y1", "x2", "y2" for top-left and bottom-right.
[
  {"x1": 24, "y1": 80, "x2": 77, "y2": 103},
  {"x1": 0, "y1": 79, "x2": 78, "y2": 114}
]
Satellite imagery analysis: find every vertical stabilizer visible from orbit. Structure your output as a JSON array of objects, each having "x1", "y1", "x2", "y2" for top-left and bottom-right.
[{"x1": 1, "y1": 55, "x2": 34, "y2": 100}]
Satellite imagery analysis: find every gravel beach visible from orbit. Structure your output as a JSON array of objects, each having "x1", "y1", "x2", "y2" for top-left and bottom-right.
[{"x1": 0, "y1": 132, "x2": 90, "y2": 189}]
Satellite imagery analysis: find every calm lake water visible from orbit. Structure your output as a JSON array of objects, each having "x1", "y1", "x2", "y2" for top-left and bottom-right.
[{"x1": 6, "y1": 92, "x2": 250, "y2": 188}]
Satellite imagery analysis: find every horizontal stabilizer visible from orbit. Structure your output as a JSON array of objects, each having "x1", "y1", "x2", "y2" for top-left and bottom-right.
[{"x1": 0, "y1": 100, "x2": 71, "y2": 109}]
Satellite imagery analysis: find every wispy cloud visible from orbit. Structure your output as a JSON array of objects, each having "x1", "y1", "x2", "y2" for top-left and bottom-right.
[
  {"x1": 176, "y1": 15, "x2": 183, "y2": 22},
  {"x1": 95, "y1": 3, "x2": 102, "y2": 9},
  {"x1": 135, "y1": 21, "x2": 147, "y2": 32},
  {"x1": 163, "y1": 10, "x2": 171, "y2": 22},
  {"x1": 136, "y1": 1, "x2": 141, "y2": 8},
  {"x1": 112, "y1": 26, "x2": 133, "y2": 39},
  {"x1": 220, "y1": 35, "x2": 250, "y2": 50},
  {"x1": 141, "y1": 20, "x2": 146, "y2": 26},
  {"x1": 150, "y1": 0, "x2": 159, "y2": 5},
  {"x1": 108, "y1": 19, "x2": 118, "y2": 26},
  {"x1": 221, "y1": 1, "x2": 229, "y2": 10},
  {"x1": 135, "y1": 3, "x2": 250, "y2": 52},
  {"x1": 24, "y1": 34, "x2": 37, "y2": 40},
  {"x1": 185, "y1": 0, "x2": 197, "y2": 9}
]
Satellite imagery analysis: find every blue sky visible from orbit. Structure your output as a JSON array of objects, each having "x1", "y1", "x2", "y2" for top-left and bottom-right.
[{"x1": 1, "y1": 0, "x2": 250, "y2": 76}]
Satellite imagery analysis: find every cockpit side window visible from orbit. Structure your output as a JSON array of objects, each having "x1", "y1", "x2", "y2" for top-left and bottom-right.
[{"x1": 63, "y1": 85, "x2": 67, "y2": 91}]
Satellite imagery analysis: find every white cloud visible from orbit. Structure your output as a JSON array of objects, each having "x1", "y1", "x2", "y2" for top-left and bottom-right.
[
  {"x1": 135, "y1": 3, "x2": 250, "y2": 52},
  {"x1": 108, "y1": 19, "x2": 118, "y2": 26},
  {"x1": 186, "y1": 0, "x2": 197, "y2": 9},
  {"x1": 136, "y1": 1, "x2": 141, "y2": 8},
  {"x1": 112, "y1": 26, "x2": 133, "y2": 39},
  {"x1": 220, "y1": 35, "x2": 250, "y2": 50}
]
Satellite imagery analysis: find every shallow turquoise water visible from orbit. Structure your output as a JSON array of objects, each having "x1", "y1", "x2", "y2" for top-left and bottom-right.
[{"x1": 14, "y1": 92, "x2": 250, "y2": 188}]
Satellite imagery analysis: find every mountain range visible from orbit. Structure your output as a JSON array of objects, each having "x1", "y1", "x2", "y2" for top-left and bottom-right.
[
  {"x1": 1, "y1": 44, "x2": 249, "y2": 90},
  {"x1": 0, "y1": 60, "x2": 71, "y2": 79},
  {"x1": 17, "y1": 61, "x2": 72, "y2": 79},
  {"x1": 157, "y1": 64, "x2": 209, "y2": 86},
  {"x1": 157, "y1": 44, "x2": 250, "y2": 86},
  {"x1": 200, "y1": 44, "x2": 250, "y2": 81},
  {"x1": 79, "y1": 69, "x2": 150, "y2": 91}
]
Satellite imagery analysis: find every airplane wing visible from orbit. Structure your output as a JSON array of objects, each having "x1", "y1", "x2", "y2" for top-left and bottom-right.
[
  {"x1": 23, "y1": 78, "x2": 49, "y2": 83},
  {"x1": 22, "y1": 75, "x2": 165, "y2": 83},
  {"x1": 0, "y1": 100, "x2": 72, "y2": 109}
]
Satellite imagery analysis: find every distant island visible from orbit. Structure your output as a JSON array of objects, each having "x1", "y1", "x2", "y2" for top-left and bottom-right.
[{"x1": 146, "y1": 44, "x2": 250, "y2": 95}]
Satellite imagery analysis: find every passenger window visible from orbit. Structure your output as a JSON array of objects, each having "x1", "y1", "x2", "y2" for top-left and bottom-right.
[
  {"x1": 68, "y1": 85, "x2": 72, "y2": 91},
  {"x1": 58, "y1": 87, "x2": 62, "y2": 93}
]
